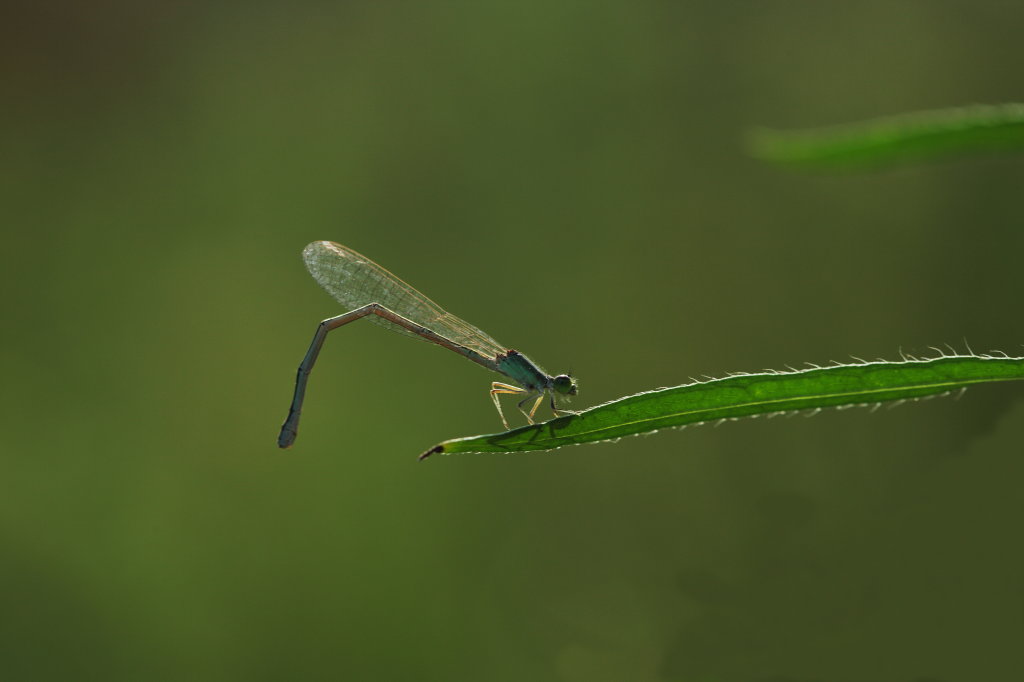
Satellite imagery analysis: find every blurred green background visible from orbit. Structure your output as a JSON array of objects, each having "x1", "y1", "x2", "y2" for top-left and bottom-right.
[{"x1": 3, "y1": 2, "x2": 1023, "y2": 680}]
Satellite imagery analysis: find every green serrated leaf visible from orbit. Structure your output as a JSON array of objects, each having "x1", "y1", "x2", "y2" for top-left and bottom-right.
[
  {"x1": 420, "y1": 354, "x2": 1024, "y2": 459},
  {"x1": 748, "y1": 103, "x2": 1024, "y2": 168}
]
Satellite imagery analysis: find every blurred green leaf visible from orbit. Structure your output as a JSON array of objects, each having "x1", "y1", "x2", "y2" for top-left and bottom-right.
[
  {"x1": 422, "y1": 353, "x2": 1024, "y2": 458},
  {"x1": 748, "y1": 103, "x2": 1024, "y2": 167}
]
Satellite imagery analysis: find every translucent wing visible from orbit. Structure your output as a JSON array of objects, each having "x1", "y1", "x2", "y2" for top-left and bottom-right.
[{"x1": 302, "y1": 241, "x2": 507, "y2": 361}]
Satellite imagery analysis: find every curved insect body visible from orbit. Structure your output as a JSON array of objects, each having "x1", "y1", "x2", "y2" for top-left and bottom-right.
[{"x1": 279, "y1": 242, "x2": 578, "y2": 448}]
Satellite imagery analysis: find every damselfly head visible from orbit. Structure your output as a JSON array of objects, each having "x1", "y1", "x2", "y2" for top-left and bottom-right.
[{"x1": 552, "y1": 374, "x2": 578, "y2": 396}]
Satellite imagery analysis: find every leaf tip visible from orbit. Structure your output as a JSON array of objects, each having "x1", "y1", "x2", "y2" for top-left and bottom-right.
[{"x1": 418, "y1": 444, "x2": 445, "y2": 461}]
